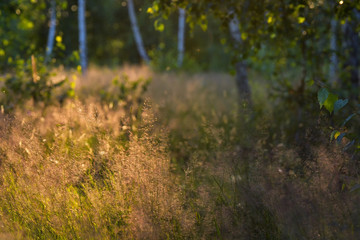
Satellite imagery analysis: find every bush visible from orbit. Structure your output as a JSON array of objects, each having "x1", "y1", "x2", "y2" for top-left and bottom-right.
[{"x1": 0, "y1": 55, "x2": 72, "y2": 113}]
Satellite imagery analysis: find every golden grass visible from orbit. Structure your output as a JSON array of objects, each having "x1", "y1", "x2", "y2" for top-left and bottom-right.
[
  {"x1": 0, "y1": 98, "x2": 194, "y2": 239},
  {"x1": 0, "y1": 65, "x2": 359, "y2": 239}
]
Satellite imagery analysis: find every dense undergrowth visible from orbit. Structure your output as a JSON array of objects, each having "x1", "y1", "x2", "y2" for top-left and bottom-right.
[{"x1": 0, "y1": 66, "x2": 359, "y2": 239}]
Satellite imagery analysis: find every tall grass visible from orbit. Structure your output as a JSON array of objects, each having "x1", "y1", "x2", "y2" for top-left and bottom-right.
[
  {"x1": 0, "y1": 66, "x2": 359, "y2": 239},
  {"x1": 0, "y1": 100, "x2": 194, "y2": 239}
]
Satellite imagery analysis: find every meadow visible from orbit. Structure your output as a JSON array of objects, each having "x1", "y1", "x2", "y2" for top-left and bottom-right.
[{"x1": 0, "y1": 65, "x2": 359, "y2": 239}]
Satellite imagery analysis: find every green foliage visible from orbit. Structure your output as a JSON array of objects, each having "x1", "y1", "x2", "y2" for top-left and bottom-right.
[
  {"x1": 99, "y1": 74, "x2": 151, "y2": 110},
  {"x1": 323, "y1": 93, "x2": 338, "y2": 114},
  {"x1": 334, "y1": 99, "x2": 348, "y2": 114},
  {"x1": 149, "y1": 48, "x2": 206, "y2": 72},
  {"x1": 0, "y1": 0, "x2": 233, "y2": 71},
  {"x1": 317, "y1": 88, "x2": 350, "y2": 115},
  {"x1": 318, "y1": 88, "x2": 359, "y2": 152},
  {"x1": 0, "y1": 0, "x2": 47, "y2": 70},
  {"x1": 0, "y1": 55, "x2": 73, "y2": 113},
  {"x1": 317, "y1": 88, "x2": 329, "y2": 109}
]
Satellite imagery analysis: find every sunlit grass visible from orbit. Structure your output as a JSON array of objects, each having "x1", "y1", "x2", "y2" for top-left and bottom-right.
[{"x1": 0, "y1": 66, "x2": 359, "y2": 239}]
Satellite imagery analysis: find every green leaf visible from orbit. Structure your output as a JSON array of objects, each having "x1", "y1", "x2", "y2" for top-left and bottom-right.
[
  {"x1": 199, "y1": 15, "x2": 208, "y2": 31},
  {"x1": 334, "y1": 99, "x2": 348, "y2": 114},
  {"x1": 147, "y1": 7, "x2": 154, "y2": 14},
  {"x1": 324, "y1": 93, "x2": 338, "y2": 113},
  {"x1": 336, "y1": 132, "x2": 346, "y2": 144},
  {"x1": 154, "y1": 20, "x2": 165, "y2": 32},
  {"x1": 330, "y1": 130, "x2": 339, "y2": 141},
  {"x1": 317, "y1": 88, "x2": 329, "y2": 108},
  {"x1": 298, "y1": 17, "x2": 305, "y2": 24},
  {"x1": 307, "y1": 79, "x2": 314, "y2": 87}
]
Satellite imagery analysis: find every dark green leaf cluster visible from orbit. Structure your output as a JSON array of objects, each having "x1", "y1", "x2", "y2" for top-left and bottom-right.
[{"x1": 318, "y1": 88, "x2": 360, "y2": 152}]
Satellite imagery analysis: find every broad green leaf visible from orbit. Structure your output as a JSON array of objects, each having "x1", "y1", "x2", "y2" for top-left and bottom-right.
[
  {"x1": 334, "y1": 99, "x2": 348, "y2": 114},
  {"x1": 324, "y1": 93, "x2": 338, "y2": 113},
  {"x1": 317, "y1": 88, "x2": 329, "y2": 108}
]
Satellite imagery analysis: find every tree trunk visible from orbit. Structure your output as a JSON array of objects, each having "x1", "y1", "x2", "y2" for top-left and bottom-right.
[
  {"x1": 329, "y1": 18, "x2": 338, "y2": 85},
  {"x1": 228, "y1": 12, "x2": 251, "y2": 103},
  {"x1": 127, "y1": 0, "x2": 150, "y2": 64},
  {"x1": 235, "y1": 62, "x2": 251, "y2": 101},
  {"x1": 78, "y1": 0, "x2": 87, "y2": 73},
  {"x1": 343, "y1": 10, "x2": 360, "y2": 90},
  {"x1": 45, "y1": 0, "x2": 56, "y2": 63},
  {"x1": 177, "y1": 8, "x2": 186, "y2": 67}
]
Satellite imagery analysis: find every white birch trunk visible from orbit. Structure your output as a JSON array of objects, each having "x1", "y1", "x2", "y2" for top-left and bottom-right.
[
  {"x1": 228, "y1": 11, "x2": 251, "y2": 102},
  {"x1": 329, "y1": 19, "x2": 338, "y2": 85},
  {"x1": 127, "y1": 0, "x2": 150, "y2": 63},
  {"x1": 78, "y1": 0, "x2": 87, "y2": 73},
  {"x1": 45, "y1": 0, "x2": 56, "y2": 62},
  {"x1": 177, "y1": 8, "x2": 186, "y2": 67},
  {"x1": 228, "y1": 13, "x2": 241, "y2": 44}
]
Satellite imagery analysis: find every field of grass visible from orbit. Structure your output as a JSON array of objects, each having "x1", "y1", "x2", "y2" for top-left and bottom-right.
[{"x1": 0, "y1": 66, "x2": 359, "y2": 239}]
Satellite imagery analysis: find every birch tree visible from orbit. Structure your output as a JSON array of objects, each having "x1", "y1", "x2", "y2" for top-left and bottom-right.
[
  {"x1": 177, "y1": 8, "x2": 185, "y2": 67},
  {"x1": 329, "y1": 19, "x2": 338, "y2": 85},
  {"x1": 45, "y1": 0, "x2": 56, "y2": 63},
  {"x1": 127, "y1": 0, "x2": 150, "y2": 64},
  {"x1": 228, "y1": 11, "x2": 251, "y2": 103},
  {"x1": 78, "y1": 0, "x2": 87, "y2": 73}
]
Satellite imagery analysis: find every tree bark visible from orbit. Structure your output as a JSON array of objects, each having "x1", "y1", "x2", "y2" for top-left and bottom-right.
[
  {"x1": 45, "y1": 0, "x2": 56, "y2": 63},
  {"x1": 228, "y1": 11, "x2": 251, "y2": 103},
  {"x1": 177, "y1": 8, "x2": 186, "y2": 67},
  {"x1": 329, "y1": 18, "x2": 338, "y2": 85},
  {"x1": 127, "y1": 0, "x2": 150, "y2": 64},
  {"x1": 235, "y1": 62, "x2": 251, "y2": 101},
  {"x1": 78, "y1": 0, "x2": 87, "y2": 73}
]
